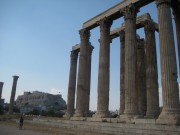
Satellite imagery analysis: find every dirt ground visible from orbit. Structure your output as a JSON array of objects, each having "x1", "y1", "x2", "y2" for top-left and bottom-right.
[
  {"x1": 0, "y1": 124, "x2": 53, "y2": 135},
  {"x1": 0, "y1": 120, "x2": 111, "y2": 135}
]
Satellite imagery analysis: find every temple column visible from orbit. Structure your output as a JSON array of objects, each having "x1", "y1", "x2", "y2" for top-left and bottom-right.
[
  {"x1": 94, "y1": 18, "x2": 112, "y2": 118},
  {"x1": 144, "y1": 21, "x2": 160, "y2": 118},
  {"x1": 156, "y1": 0, "x2": 180, "y2": 125},
  {"x1": 136, "y1": 38, "x2": 146, "y2": 116},
  {"x1": 122, "y1": 4, "x2": 139, "y2": 117},
  {"x1": 65, "y1": 50, "x2": 79, "y2": 118},
  {"x1": 119, "y1": 30, "x2": 125, "y2": 115},
  {"x1": 0, "y1": 82, "x2": 4, "y2": 100},
  {"x1": 84, "y1": 44, "x2": 94, "y2": 115},
  {"x1": 74, "y1": 29, "x2": 90, "y2": 117},
  {"x1": 9, "y1": 76, "x2": 19, "y2": 115}
]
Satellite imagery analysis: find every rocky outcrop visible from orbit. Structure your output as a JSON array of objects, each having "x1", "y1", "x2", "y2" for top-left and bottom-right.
[{"x1": 16, "y1": 91, "x2": 66, "y2": 111}]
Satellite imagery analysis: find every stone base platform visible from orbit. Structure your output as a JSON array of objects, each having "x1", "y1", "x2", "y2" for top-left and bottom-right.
[{"x1": 29, "y1": 118, "x2": 180, "y2": 135}]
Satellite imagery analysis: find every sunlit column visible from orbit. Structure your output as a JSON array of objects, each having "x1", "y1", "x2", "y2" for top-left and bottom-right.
[
  {"x1": 122, "y1": 4, "x2": 139, "y2": 117},
  {"x1": 66, "y1": 50, "x2": 79, "y2": 118},
  {"x1": 74, "y1": 29, "x2": 90, "y2": 117},
  {"x1": 156, "y1": 0, "x2": 180, "y2": 125},
  {"x1": 94, "y1": 18, "x2": 112, "y2": 118},
  {"x1": 84, "y1": 44, "x2": 94, "y2": 115}
]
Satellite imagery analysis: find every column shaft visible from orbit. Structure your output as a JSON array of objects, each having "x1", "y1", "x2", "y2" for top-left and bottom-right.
[
  {"x1": 145, "y1": 21, "x2": 160, "y2": 118},
  {"x1": 84, "y1": 45, "x2": 94, "y2": 115},
  {"x1": 123, "y1": 4, "x2": 139, "y2": 116},
  {"x1": 74, "y1": 29, "x2": 90, "y2": 117},
  {"x1": 9, "y1": 76, "x2": 19, "y2": 115},
  {"x1": 156, "y1": 0, "x2": 180, "y2": 125},
  {"x1": 136, "y1": 38, "x2": 146, "y2": 116},
  {"x1": 94, "y1": 18, "x2": 112, "y2": 118},
  {"x1": 119, "y1": 30, "x2": 125, "y2": 115},
  {"x1": 0, "y1": 82, "x2": 4, "y2": 100},
  {"x1": 66, "y1": 50, "x2": 79, "y2": 118}
]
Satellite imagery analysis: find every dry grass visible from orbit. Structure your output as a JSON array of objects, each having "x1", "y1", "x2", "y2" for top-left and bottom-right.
[{"x1": 0, "y1": 120, "x2": 111, "y2": 135}]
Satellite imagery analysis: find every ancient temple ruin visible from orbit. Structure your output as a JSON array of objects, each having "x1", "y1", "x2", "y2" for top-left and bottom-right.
[
  {"x1": 65, "y1": 0, "x2": 180, "y2": 126},
  {"x1": 16, "y1": 91, "x2": 66, "y2": 113}
]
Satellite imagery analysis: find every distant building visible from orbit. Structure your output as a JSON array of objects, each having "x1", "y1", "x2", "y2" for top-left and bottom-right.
[{"x1": 16, "y1": 91, "x2": 66, "y2": 113}]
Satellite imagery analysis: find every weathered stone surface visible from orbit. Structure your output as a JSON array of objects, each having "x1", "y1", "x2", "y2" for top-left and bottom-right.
[
  {"x1": 65, "y1": 50, "x2": 79, "y2": 118},
  {"x1": 144, "y1": 20, "x2": 159, "y2": 118},
  {"x1": 84, "y1": 45, "x2": 94, "y2": 114},
  {"x1": 9, "y1": 76, "x2": 19, "y2": 114},
  {"x1": 136, "y1": 38, "x2": 146, "y2": 116},
  {"x1": 110, "y1": 13, "x2": 158, "y2": 39},
  {"x1": 119, "y1": 30, "x2": 125, "y2": 115},
  {"x1": 83, "y1": 0, "x2": 154, "y2": 29},
  {"x1": 123, "y1": 4, "x2": 139, "y2": 117},
  {"x1": 156, "y1": 0, "x2": 180, "y2": 125},
  {"x1": 16, "y1": 91, "x2": 66, "y2": 110},
  {"x1": 74, "y1": 29, "x2": 90, "y2": 117},
  {"x1": 94, "y1": 18, "x2": 112, "y2": 118}
]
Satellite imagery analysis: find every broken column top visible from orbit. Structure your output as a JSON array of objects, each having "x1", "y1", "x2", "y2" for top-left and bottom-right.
[{"x1": 13, "y1": 76, "x2": 19, "y2": 79}]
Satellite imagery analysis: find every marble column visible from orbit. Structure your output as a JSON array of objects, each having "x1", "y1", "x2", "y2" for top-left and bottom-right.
[
  {"x1": 144, "y1": 20, "x2": 160, "y2": 118},
  {"x1": 156, "y1": 0, "x2": 180, "y2": 125},
  {"x1": 74, "y1": 29, "x2": 90, "y2": 117},
  {"x1": 66, "y1": 50, "x2": 79, "y2": 118},
  {"x1": 119, "y1": 30, "x2": 125, "y2": 115},
  {"x1": 94, "y1": 18, "x2": 112, "y2": 118},
  {"x1": 84, "y1": 45, "x2": 94, "y2": 115},
  {"x1": 0, "y1": 82, "x2": 4, "y2": 100},
  {"x1": 136, "y1": 38, "x2": 147, "y2": 116},
  {"x1": 9, "y1": 76, "x2": 19, "y2": 115},
  {"x1": 122, "y1": 4, "x2": 139, "y2": 117}
]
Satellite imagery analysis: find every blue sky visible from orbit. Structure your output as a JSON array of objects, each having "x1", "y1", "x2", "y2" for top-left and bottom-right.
[{"x1": 0, "y1": 0, "x2": 179, "y2": 111}]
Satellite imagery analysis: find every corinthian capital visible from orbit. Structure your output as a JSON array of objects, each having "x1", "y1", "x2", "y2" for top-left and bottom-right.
[
  {"x1": 98, "y1": 18, "x2": 113, "y2": 32},
  {"x1": 121, "y1": 4, "x2": 138, "y2": 20},
  {"x1": 79, "y1": 29, "x2": 90, "y2": 41}
]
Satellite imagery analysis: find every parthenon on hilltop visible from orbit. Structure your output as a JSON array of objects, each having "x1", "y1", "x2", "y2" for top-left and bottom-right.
[{"x1": 65, "y1": 0, "x2": 180, "y2": 126}]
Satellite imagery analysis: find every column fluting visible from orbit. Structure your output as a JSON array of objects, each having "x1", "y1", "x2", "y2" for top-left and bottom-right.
[
  {"x1": 94, "y1": 18, "x2": 112, "y2": 118},
  {"x1": 122, "y1": 4, "x2": 139, "y2": 116},
  {"x1": 74, "y1": 29, "x2": 90, "y2": 117},
  {"x1": 136, "y1": 38, "x2": 147, "y2": 116},
  {"x1": 119, "y1": 30, "x2": 125, "y2": 115},
  {"x1": 144, "y1": 20, "x2": 160, "y2": 118},
  {"x1": 84, "y1": 44, "x2": 94, "y2": 115},
  {"x1": 156, "y1": 0, "x2": 180, "y2": 125},
  {"x1": 66, "y1": 50, "x2": 79, "y2": 118}
]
